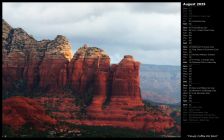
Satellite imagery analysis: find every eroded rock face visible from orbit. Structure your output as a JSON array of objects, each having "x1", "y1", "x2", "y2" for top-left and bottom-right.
[
  {"x1": 68, "y1": 45, "x2": 110, "y2": 94},
  {"x1": 112, "y1": 55, "x2": 141, "y2": 97},
  {"x1": 87, "y1": 71, "x2": 109, "y2": 112},
  {"x1": 2, "y1": 20, "x2": 176, "y2": 134},
  {"x1": 2, "y1": 19, "x2": 13, "y2": 47},
  {"x1": 2, "y1": 20, "x2": 72, "y2": 92},
  {"x1": 68, "y1": 45, "x2": 111, "y2": 111},
  {"x1": 109, "y1": 55, "x2": 143, "y2": 107},
  {"x1": 39, "y1": 35, "x2": 72, "y2": 90},
  {"x1": 2, "y1": 19, "x2": 37, "y2": 90},
  {"x1": 84, "y1": 55, "x2": 174, "y2": 133}
]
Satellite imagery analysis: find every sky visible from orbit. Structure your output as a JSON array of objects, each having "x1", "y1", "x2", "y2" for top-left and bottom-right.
[{"x1": 3, "y1": 2, "x2": 180, "y2": 65}]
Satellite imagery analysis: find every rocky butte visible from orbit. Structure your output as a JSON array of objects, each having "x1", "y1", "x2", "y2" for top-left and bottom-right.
[
  {"x1": 2, "y1": 19, "x2": 73, "y2": 91},
  {"x1": 2, "y1": 19, "x2": 175, "y2": 135}
]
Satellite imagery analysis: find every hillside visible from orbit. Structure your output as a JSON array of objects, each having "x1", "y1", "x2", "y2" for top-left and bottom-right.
[{"x1": 140, "y1": 64, "x2": 180, "y2": 104}]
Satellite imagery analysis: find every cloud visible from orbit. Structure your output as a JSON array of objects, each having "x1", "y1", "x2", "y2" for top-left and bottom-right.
[
  {"x1": 128, "y1": 3, "x2": 180, "y2": 14},
  {"x1": 3, "y1": 2, "x2": 180, "y2": 65}
]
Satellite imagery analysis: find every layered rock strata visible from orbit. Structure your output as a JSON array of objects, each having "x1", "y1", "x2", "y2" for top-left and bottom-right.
[
  {"x1": 2, "y1": 19, "x2": 175, "y2": 133},
  {"x1": 2, "y1": 19, "x2": 72, "y2": 91}
]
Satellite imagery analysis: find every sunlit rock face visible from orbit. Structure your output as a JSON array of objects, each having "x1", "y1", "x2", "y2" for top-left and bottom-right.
[
  {"x1": 39, "y1": 35, "x2": 72, "y2": 91},
  {"x1": 2, "y1": 19, "x2": 72, "y2": 91},
  {"x1": 68, "y1": 45, "x2": 110, "y2": 94}
]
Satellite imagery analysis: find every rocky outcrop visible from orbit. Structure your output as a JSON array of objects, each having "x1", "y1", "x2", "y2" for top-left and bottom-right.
[
  {"x1": 3, "y1": 96, "x2": 57, "y2": 131},
  {"x1": 68, "y1": 45, "x2": 110, "y2": 112},
  {"x1": 39, "y1": 35, "x2": 72, "y2": 90},
  {"x1": 84, "y1": 56, "x2": 174, "y2": 133},
  {"x1": 2, "y1": 19, "x2": 13, "y2": 47},
  {"x1": 109, "y1": 55, "x2": 143, "y2": 107},
  {"x1": 2, "y1": 20, "x2": 72, "y2": 91},
  {"x1": 22, "y1": 39, "x2": 46, "y2": 90},
  {"x1": 2, "y1": 19, "x2": 37, "y2": 90},
  {"x1": 2, "y1": 20, "x2": 176, "y2": 134},
  {"x1": 68, "y1": 45, "x2": 110, "y2": 94},
  {"x1": 111, "y1": 55, "x2": 141, "y2": 97},
  {"x1": 2, "y1": 20, "x2": 141, "y2": 103}
]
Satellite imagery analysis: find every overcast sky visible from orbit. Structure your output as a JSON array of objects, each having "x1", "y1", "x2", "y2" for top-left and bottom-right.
[{"x1": 3, "y1": 2, "x2": 180, "y2": 65}]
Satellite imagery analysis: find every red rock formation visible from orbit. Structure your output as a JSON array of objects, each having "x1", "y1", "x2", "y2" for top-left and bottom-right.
[
  {"x1": 87, "y1": 71, "x2": 109, "y2": 112},
  {"x1": 39, "y1": 35, "x2": 72, "y2": 90},
  {"x1": 111, "y1": 55, "x2": 141, "y2": 97},
  {"x1": 2, "y1": 20, "x2": 176, "y2": 134},
  {"x1": 84, "y1": 55, "x2": 174, "y2": 133},
  {"x1": 109, "y1": 55, "x2": 143, "y2": 107},
  {"x1": 22, "y1": 40, "x2": 48, "y2": 90},
  {"x1": 36, "y1": 93, "x2": 80, "y2": 121},
  {"x1": 68, "y1": 45, "x2": 110, "y2": 95},
  {"x1": 2, "y1": 19, "x2": 35, "y2": 90},
  {"x1": 2, "y1": 20, "x2": 72, "y2": 92},
  {"x1": 27, "y1": 92, "x2": 174, "y2": 133},
  {"x1": 3, "y1": 96, "x2": 57, "y2": 131}
]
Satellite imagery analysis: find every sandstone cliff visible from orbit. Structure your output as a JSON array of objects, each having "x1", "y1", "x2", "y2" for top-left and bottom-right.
[
  {"x1": 68, "y1": 44, "x2": 110, "y2": 95},
  {"x1": 2, "y1": 19, "x2": 72, "y2": 91},
  {"x1": 39, "y1": 35, "x2": 72, "y2": 90},
  {"x1": 2, "y1": 20, "x2": 176, "y2": 134},
  {"x1": 109, "y1": 55, "x2": 143, "y2": 108}
]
